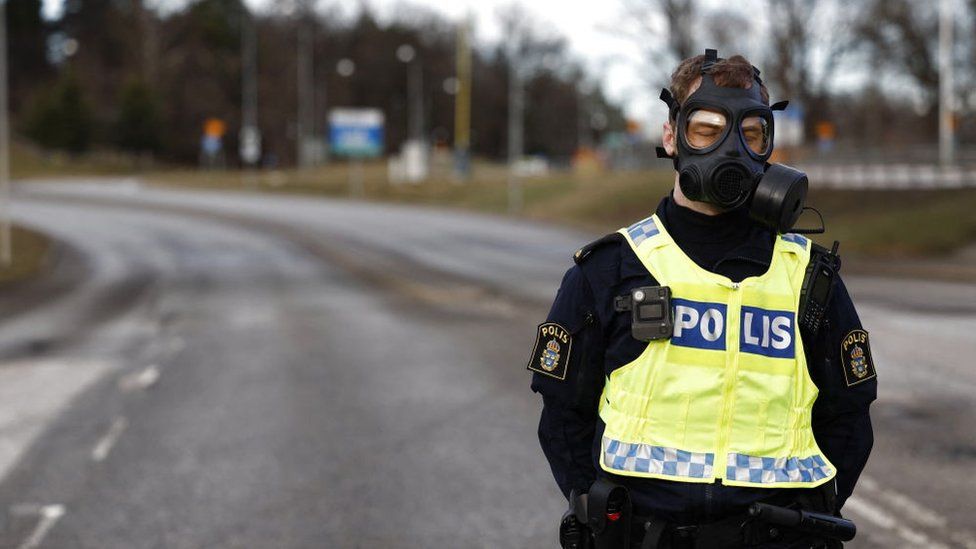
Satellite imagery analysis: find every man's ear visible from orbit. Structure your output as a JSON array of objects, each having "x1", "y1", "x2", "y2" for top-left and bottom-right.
[{"x1": 663, "y1": 120, "x2": 676, "y2": 156}]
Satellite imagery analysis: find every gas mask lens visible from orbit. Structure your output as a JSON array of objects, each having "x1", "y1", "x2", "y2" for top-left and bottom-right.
[
  {"x1": 684, "y1": 109, "x2": 727, "y2": 150},
  {"x1": 741, "y1": 114, "x2": 771, "y2": 156}
]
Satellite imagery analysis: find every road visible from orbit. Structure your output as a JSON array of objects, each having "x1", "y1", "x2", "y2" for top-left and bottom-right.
[{"x1": 0, "y1": 179, "x2": 973, "y2": 548}]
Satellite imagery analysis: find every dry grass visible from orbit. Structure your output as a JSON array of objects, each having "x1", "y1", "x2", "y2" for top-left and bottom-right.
[
  {"x1": 147, "y1": 163, "x2": 976, "y2": 258},
  {"x1": 0, "y1": 225, "x2": 53, "y2": 287},
  {"x1": 11, "y1": 140, "x2": 150, "y2": 180},
  {"x1": 11, "y1": 138, "x2": 975, "y2": 259}
]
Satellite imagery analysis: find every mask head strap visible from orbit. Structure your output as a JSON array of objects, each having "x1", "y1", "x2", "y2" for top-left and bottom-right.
[{"x1": 701, "y1": 48, "x2": 721, "y2": 73}]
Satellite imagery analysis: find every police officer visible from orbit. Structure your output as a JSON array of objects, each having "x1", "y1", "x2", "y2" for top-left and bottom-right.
[{"x1": 528, "y1": 50, "x2": 876, "y2": 548}]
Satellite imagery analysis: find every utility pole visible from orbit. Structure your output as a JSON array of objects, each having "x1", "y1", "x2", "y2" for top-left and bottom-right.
[
  {"x1": 296, "y1": 1, "x2": 314, "y2": 168},
  {"x1": 396, "y1": 44, "x2": 423, "y2": 142},
  {"x1": 507, "y1": 39, "x2": 524, "y2": 214},
  {"x1": 409, "y1": 59, "x2": 423, "y2": 142},
  {"x1": 453, "y1": 19, "x2": 472, "y2": 180},
  {"x1": 240, "y1": 3, "x2": 260, "y2": 171},
  {"x1": 0, "y1": 0, "x2": 10, "y2": 266},
  {"x1": 938, "y1": 0, "x2": 955, "y2": 167},
  {"x1": 140, "y1": 0, "x2": 158, "y2": 84}
]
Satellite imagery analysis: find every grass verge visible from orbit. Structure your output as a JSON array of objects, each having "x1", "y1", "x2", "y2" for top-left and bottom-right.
[
  {"x1": 11, "y1": 140, "x2": 152, "y2": 180},
  {"x1": 12, "y1": 137, "x2": 975, "y2": 260},
  {"x1": 146, "y1": 163, "x2": 976, "y2": 259},
  {"x1": 0, "y1": 225, "x2": 53, "y2": 287}
]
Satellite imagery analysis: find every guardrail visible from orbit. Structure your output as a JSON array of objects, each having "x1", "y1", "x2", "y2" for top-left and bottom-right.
[{"x1": 799, "y1": 163, "x2": 976, "y2": 189}]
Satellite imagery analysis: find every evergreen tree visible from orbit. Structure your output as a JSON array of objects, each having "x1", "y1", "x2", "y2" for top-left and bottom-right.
[
  {"x1": 7, "y1": 0, "x2": 51, "y2": 114},
  {"x1": 25, "y1": 71, "x2": 94, "y2": 153},
  {"x1": 115, "y1": 78, "x2": 161, "y2": 153}
]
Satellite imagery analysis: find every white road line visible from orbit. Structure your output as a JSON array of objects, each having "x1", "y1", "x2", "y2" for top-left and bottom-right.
[
  {"x1": 951, "y1": 532, "x2": 976, "y2": 549},
  {"x1": 91, "y1": 416, "x2": 128, "y2": 462},
  {"x1": 16, "y1": 504, "x2": 65, "y2": 549},
  {"x1": 858, "y1": 475, "x2": 947, "y2": 528},
  {"x1": 857, "y1": 475, "x2": 976, "y2": 546},
  {"x1": 117, "y1": 365, "x2": 160, "y2": 393},
  {"x1": 846, "y1": 496, "x2": 950, "y2": 549}
]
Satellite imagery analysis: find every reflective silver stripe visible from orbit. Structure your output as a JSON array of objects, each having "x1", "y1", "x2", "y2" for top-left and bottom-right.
[
  {"x1": 725, "y1": 452, "x2": 832, "y2": 484},
  {"x1": 602, "y1": 436, "x2": 714, "y2": 479}
]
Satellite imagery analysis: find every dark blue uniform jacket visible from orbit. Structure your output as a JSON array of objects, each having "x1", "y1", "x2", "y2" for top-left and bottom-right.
[{"x1": 530, "y1": 195, "x2": 877, "y2": 524}]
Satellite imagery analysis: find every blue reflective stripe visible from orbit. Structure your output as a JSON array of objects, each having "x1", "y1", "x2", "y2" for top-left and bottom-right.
[
  {"x1": 627, "y1": 216, "x2": 659, "y2": 246},
  {"x1": 725, "y1": 452, "x2": 832, "y2": 484},
  {"x1": 602, "y1": 437, "x2": 714, "y2": 478},
  {"x1": 782, "y1": 233, "x2": 808, "y2": 247}
]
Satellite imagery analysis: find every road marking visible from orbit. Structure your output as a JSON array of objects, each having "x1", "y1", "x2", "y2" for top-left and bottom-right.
[
  {"x1": 951, "y1": 532, "x2": 976, "y2": 549},
  {"x1": 91, "y1": 416, "x2": 128, "y2": 462},
  {"x1": 846, "y1": 495, "x2": 950, "y2": 549},
  {"x1": 14, "y1": 504, "x2": 65, "y2": 549},
  {"x1": 856, "y1": 475, "x2": 976, "y2": 547},
  {"x1": 858, "y1": 475, "x2": 947, "y2": 528},
  {"x1": 117, "y1": 365, "x2": 160, "y2": 393}
]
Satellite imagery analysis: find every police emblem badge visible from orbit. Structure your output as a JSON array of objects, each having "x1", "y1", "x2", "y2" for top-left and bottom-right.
[
  {"x1": 841, "y1": 329, "x2": 876, "y2": 387},
  {"x1": 527, "y1": 322, "x2": 573, "y2": 380},
  {"x1": 540, "y1": 339, "x2": 561, "y2": 371}
]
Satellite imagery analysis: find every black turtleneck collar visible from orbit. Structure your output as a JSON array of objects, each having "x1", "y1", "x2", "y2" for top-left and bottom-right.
[{"x1": 654, "y1": 192, "x2": 775, "y2": 281}]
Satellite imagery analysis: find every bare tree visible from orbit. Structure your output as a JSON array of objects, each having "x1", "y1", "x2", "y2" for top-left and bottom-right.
[
  {"x1": 703, "y1": 9, "x2": 752, "y2": 57},
  {"x1": 614, "y1": 0, "x2": 698, "y2": 85},
  {"x1": 765, "y1": 0, "x2": 856, "y2": 133},
  {"x1": 853, "y1": 0, "x2": 939, "y2": 108}
]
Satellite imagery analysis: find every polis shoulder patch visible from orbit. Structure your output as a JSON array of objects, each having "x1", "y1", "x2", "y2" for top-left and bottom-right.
[
  {"x1": 527, "y1": 322, "x2": 573, "y2": 380},
  {"x1": 841, "y1": 329, "x2": 876, "y2": 386}
]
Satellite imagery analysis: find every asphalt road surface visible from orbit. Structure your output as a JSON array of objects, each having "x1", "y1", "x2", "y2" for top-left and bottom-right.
[{"x1": 0, "y1": 179, "x2": 973, "y2": 548}]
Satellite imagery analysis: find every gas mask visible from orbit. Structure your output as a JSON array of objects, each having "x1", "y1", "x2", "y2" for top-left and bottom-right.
[{"x1": 656, "y1": 49, "x2": 809, "y2": 234}]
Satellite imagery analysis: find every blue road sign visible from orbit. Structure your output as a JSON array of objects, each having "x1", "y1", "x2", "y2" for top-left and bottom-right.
[{"x1": 329, "y1": 108, "x2": 385, "y2": 158}]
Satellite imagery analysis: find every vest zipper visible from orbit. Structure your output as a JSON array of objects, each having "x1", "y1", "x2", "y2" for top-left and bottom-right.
[
  {"x1": 716, "y1": 281, "x2": 743, "y2": 482},
  {"x1": 705, "y1": 480, "x2": 716, "y2": 519}
]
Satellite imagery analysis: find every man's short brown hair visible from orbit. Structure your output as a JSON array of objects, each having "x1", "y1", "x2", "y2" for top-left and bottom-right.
[{"x1": 668, "y1": 54, "x2": 770, "y2": 120}]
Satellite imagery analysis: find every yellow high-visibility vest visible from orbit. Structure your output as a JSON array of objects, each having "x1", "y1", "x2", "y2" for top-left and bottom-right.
[{"x1": 598, "y1": 214, "x2": 835, "y2": 488}]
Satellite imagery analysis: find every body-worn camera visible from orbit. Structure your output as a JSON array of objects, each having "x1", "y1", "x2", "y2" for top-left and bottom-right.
[{"x1": 615, "y1": 286, "x2": 674, "y2": 342}]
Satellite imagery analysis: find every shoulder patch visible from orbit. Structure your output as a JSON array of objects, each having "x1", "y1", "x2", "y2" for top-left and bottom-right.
[
  {"x1": 527, "y1": 322, "x2": 573, "y2": 380},
  {"x1": 782, "y1": 233, "x2": 809, "y2": 248},
  {"x1": 574, "y1": 233, "x2": 624, "y2": 265},
  {"x1": 841, "y1": 329, "x2": 876, "y2": 386}
]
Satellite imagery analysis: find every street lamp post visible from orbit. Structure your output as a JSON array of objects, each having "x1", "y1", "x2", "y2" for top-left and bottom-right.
[
  {"x1": 240, "y1": 3, "x2": 261, "y2": 177},
  {"x1": 396, "y1": 44, "x2": 423, "y2": 143},
  {"x1": 507, "y1": 45, "x2": 524, "y2": 214},
  {"x1": 295, "y1": 1, "x2": 314, "y2": 169},
  {"x1": 938, "y1": 0, "x2": 955, "y2": 167},
  {"x1": 0, "y1": 0, "x2": 10, "y2": 266},
  {"x1": 453, "y1": 20, "x2": 472, "y2": 180},
  {"x1": 396, "y1": 44, "x2": 427, "y2": 183}
]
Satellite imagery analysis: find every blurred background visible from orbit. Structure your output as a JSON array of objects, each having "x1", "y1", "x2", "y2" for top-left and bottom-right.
[{"x1": 0, "y1": 1, "x2": 974, "y2": 548}]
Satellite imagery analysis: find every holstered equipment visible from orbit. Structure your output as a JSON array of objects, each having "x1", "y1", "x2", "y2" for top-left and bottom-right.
[
  {"x1": 635, "y1": 494, "x2": 853, "y2": 549},
  {"x1": 587, "y1": 479, "x2": 632, "y2": 549},
  {"x1": 559, "y1": 490, "x2": 591, "y2": 549},
  {"x1": 748, "y1": 503, "x2": 856, "y2": 543},
  {"x1": 559, "y1": 480, "x2": 632, "y2": 549}
]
